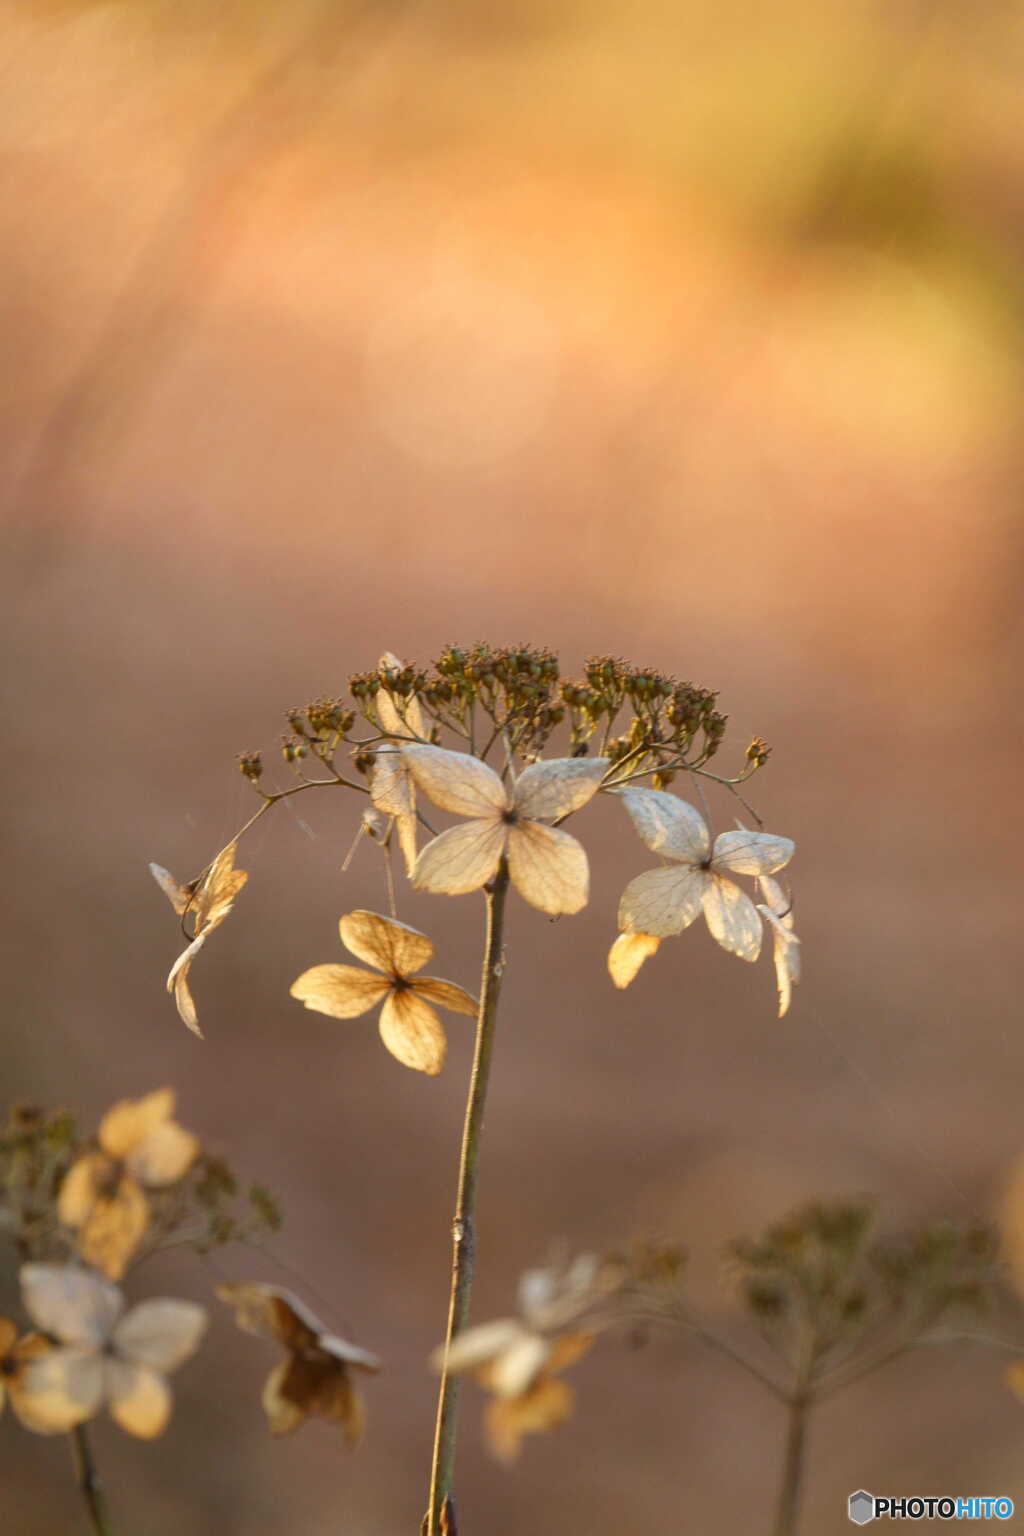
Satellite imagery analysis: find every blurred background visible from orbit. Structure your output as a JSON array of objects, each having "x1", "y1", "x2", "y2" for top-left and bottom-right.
[{"x1": 1, "y1": 0, "x2": 1022, "y2": 1530}]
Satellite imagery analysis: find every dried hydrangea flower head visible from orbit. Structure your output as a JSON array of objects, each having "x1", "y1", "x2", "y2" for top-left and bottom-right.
[
  {"x1": 405, "y1": 746, "x2": 609, "y2": 914},
  {"x1": 217, "y1": 1282, "x2": 380, "y2": 1444},
  {"x1": 156, "y1": 643, "x2": 795, "y2": 1529},
  {"x1": 0, "y1": 1318, "x2": 52, "y2": 1432},
  {"x1": 152, "y1": 842, "x2": 249, "y2": 1036},
  {"x1": 432, "y1": 1253, "x2": 622, "y2": 1461},
  {"x1": 617, "y1": 787, "x2": 794, "y2": 962},
  {"x1": 58, "y1": 1088, "x2": 199, "y2": 1280},
  {"x1": 17, "y1": 1264, "x2": 207, "y2": 1438},
  {"x1": 290, "y1": 910, "x2": 477, "y2": 1076}
]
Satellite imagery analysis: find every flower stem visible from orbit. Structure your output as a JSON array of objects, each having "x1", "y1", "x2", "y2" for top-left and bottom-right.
[
  {"x1": 70, "y1": 1424, "x2": 115, "y2": 1536},
  {"x1": 771, "y1": 1390, "x2": 811, "y2": 1536},
  {"x1": 425, "y1": 860, "x2": 510, "y2": 1534}
]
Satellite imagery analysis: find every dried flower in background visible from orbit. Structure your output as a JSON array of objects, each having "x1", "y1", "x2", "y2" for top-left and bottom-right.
[
  {"x1": 432, "y1": 1253, "x2": 623, "y2": 1461},
  {"x1": 628, "y1": 1201, "x2": 1005, "y2": 1401},
  {"x1": 57, "y1": 1088, "x2": 198, "y2": 1280},
  {"x1": 0, "y1": 1318, "x2": 52, "y2": 1432},
  {"x1": 17, "y1": 1264, "x2": 207, "y2": 1438},
  {"x1": 218, "y1": 1282, "x2": 380, "y2": 1444}
]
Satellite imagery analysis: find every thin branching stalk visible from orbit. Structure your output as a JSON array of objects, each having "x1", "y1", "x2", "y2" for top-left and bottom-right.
[
  {"x1": 771, "y1": 1388, "x2": 811, "y2": 1536},
  {"x1": 425, "y1": 860, "x2": 511, "y2": 1534},
  {"x1": 771, "y1": 1324, "x2": 817, "y2": 1536},
  {"x1": 70, "y1": 1424, "x2": 114, "y2": 1536}
]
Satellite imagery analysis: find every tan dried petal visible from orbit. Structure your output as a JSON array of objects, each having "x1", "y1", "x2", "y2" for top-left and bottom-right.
[
  {"x1": 484, "y1": 1376, "x2": 574, "y2": 1463},
  {"x1": 20, "y1": 1265, "x2": 123, "y2": 1349},
  {"x1": 512, "y1": 757, "x2": 609, "y2": 820},
  {"x1": 506, "y1": 820, "x2": 590, "y2": 915},
  {"x1": 376, "y1": 654, "x2": 425, "y2": 740},
  {"x1": 478, "y1": 1332, "x2": 551, "y2": 1398},
  {"x1": 126, "y1": 1121, "x2": 199, "y2": 1187},
  {"x1": 712, "y1": 829, "x2": 795, "y2": 877},
  {"x1": 412, "y1": 977, "x2": 478, "y2": 1017},
  {"x1": 217, "y1": 1284, "x2": 380, "y2": 1371},
  {"x1": 369, "y1": 751, "x2": 419, "y2": 876},
  {"x1": 393, "y1": 810, "x2": 419, "y2": 881},
  {"x1": 77, "y1": 1183, "x2": 149, "y2": 1282},
  {"x1": 58, "y1": 1160, "x2": 150, "y2": 1281},
  {"x1": 760, "y1": 907, "x2": 801, "y2": 1017},
  {"x1": 105, "y1": 1358, "x2": 171, "y2": 1438},
  {"x1": 607, "y1": 932, "x2": 662, "y2": 988},
  {"x1": 378, "y1": 989, "x2": 447, "y2": 1076},
  {"x1": 543, "y1": 1332, "x2": 593, "y2": 1375},
  {"x1": 266, "y1": 1353, "x2": 366, "y2": 1446},
  {"x1": 11, "y1": 1347, "x2": 104, "y2": 1434},
  {"x1": 192, "y1": 843, "x2": 248, "y2": 934},
  {"x1": 412, "y1": 819, "x2": 506, "y2": 896},
  {"x1": 403, "y1": 746, "x2": 507, "y2": 818},
  {"x1": 756, "y1": 874, "x2": 789, "y2": 918},
  {"x1": 160, "y1": 844, "x2": 249, "y2": 1036},
  {"x1": 167, "y1": 933, "x2": 206, "y2": 1037},
  {"x1": 339, "y1": 910, "x2": 433, "y2": 977},
  {"x1": 370, "y1": 749, "x2": 412, "y2": 816},
  {"x1": 431, "y1": 1319, "x2": 524, "y2": 1377},
  {"x1": 113, "y1": 1300, "x2": 207, "y2": 1374},
  {"x1": 217, "y1": 1284, "x2": 309, "y2": 1349},
  {"x1": 149, "y1": 864, "x2": 193, "y2": 917},
  {"x1": 98, "y1": 1089, "x2": 175, "y2": 1160},
  {"x1": 702, "y1": 876, "x2": 763, "y2": 962},
  {"x1": 58, "y1": 1153, "x2": 111, "y2": 1228},
  {"x1": 618, "y1": 865, "x2": 706, "y2": 938},
  {"x1": 289, "y1": 965, "x2": 391, "y2": 1020},
  {"x1": 261, "y1": 1357, "x2": 307, "y2": 1435},
  {"x1": 620, "y1": 787, "x2": 710, "y2": 863}
]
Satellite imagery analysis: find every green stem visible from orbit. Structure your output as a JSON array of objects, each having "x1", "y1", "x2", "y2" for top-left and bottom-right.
[
  {"x1": 425, "y1": 860, "x2": 511, "y2": 1534},
  {"x1": 771, "y1": 1389, "x2": 811, "y2": 1536},
  {"x1": 70, "y1": 1424, "x2": 114, "y2": 1536}
]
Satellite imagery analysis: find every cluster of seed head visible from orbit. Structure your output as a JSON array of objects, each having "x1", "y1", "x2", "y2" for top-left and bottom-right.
[
  {"x1": 252, "y1": 644, "x2": 766, "y2": 784},
  {"x1": 730, "y1": 1201, "x2": 1000, "y2": 1345},
  {"x1": 1, "y1": 1105, "x2": 76, "y2": 1260},
  {"x1": 614, "y1": 1239, "x2": 688, "y2": 1289},
  {"x1": 188, "y1": 1156, "x2": 282, "y2": 1253},
  {"x1": 572, "y1": 656, "x2": 730, "y2": 776},
  {"x1": 276, "y1": 699, "x2": 357, "y2": 766}
]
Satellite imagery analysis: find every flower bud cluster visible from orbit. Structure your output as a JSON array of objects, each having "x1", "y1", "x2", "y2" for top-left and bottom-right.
[{"x1": 246, "y1": 644, "x2": 763, "y2": 797}]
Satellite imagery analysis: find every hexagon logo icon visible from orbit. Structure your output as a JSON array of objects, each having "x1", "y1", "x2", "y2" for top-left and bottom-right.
[{"x1": 848, "y1": 1490, "x2": 875, "y2": 1525}]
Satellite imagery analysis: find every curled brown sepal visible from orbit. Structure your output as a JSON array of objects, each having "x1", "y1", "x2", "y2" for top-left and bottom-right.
[
  {"x1": 217, "y1": 1283, "x2": 380, "y2": 1446},
  {"x1": 152, "y1": 842, "x2": 249, "y2": 1037}
]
